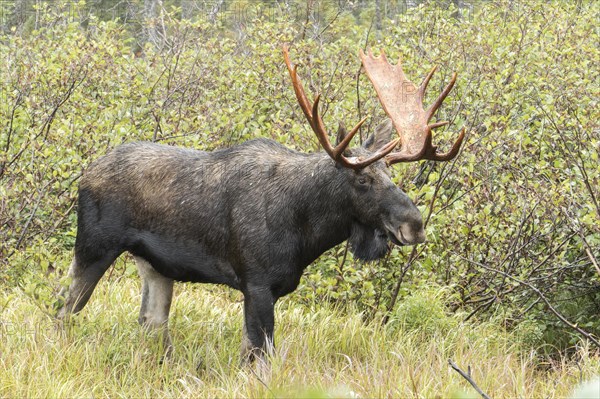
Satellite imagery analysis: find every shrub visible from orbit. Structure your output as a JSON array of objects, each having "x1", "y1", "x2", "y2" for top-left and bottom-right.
[{"x1": 1, "y1": 0, "x2": 598, "y2": 352}]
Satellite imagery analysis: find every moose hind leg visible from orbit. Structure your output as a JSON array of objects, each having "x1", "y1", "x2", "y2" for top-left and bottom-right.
[
  {"x1": 136, "y1": 256, "x2": 174, "y2": 355},
  {"x1": 57, "y1": 251, "x2": 118, "y2": 318}
]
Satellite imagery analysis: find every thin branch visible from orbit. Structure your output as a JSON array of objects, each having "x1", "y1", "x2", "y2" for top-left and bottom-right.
[
  {"x1": 3, "y1": 64, "x2": 88, "y2": 175},
  {"x1": 7, "y1": 181, "x2": 52, "y2": 258},
  {"x1": 356, "y1": 15, "x2": 375, "y2": 144},
  {"x1": 0, "y1": 90, "x2": 24, "y2": 179},
  {"x1": 318, "y1": 8, "x2": 342, "y2": 37},
  {"x1": 578, "y1": 230, "x2": 600, "y2": 278},
  {"x1": 448, "y1": 359, "x2": 491, "y2": 399},
  {"x1": 464, "y1": 297, "x2": 495, "y2": 322},
  {"x1": 300, "y1": 0, "x2": 314, "y2": 41},
  {"x1": 338, "y1": 241, "x2": 349, "y2": 277},
  {"x1": 383, "y1": 244, "x2": 426, "y2": 325},
  {"x1": 537, "y1": 99, "x2": 599, "y2": 216},
  {"x1": 516, "y1": 296, "x2": 542, "y2": 320},
  {"x1": 464, "y1": 257, "x2": 600, "y2": 349}
]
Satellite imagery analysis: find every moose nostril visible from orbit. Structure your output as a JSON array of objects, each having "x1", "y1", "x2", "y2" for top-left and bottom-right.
[{"x1": 399, "y1": 223, "x2": 426, "y2": 245}]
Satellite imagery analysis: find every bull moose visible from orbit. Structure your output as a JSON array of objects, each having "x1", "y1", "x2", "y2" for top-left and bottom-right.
[{"x1": 57, "y1": 46, "x2": 465, "y2": 362}]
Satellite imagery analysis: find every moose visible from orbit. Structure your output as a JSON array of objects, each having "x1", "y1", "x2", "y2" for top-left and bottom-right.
[{"x1": 57, "y1": 46, "x2": 465, "y2": 362}]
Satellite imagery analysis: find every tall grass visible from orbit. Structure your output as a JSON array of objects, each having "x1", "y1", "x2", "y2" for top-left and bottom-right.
[{"x1": 0, "y1": 273, "x2": 597, "y2": 398}]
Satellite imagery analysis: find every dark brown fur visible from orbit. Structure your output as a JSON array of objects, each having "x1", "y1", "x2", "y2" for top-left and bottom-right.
[{"x1": 58, "y1": 121, "x2": 425, "y2": 361}]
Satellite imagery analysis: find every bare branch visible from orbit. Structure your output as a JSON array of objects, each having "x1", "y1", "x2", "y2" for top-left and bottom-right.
[
  {"x1": 463, "y1": 257, "x2": 600, "y2": 349},
  {"x1": 578, "y1": 229, "x2": 600, "y2": 278},
  {"x1": 448, "y1": 359, "x2": 491, "y2": 399}
]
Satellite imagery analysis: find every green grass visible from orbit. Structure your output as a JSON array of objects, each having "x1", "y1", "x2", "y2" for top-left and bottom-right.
[{"x1": 0, "y1": 275, "x2": 598, "y2": 398}]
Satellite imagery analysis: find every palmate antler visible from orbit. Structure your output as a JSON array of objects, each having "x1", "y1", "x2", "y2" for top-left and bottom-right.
[
  {"x1": 360, "y1": 49, "x2": 465, "y2": 164},
  {"x1": 283, "y1": 45, "x2": 399, "y2": 170}
]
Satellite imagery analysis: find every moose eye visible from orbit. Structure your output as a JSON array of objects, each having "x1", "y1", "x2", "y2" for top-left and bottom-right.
[{"x1": 358, "y1": 177, "x2": 368, "y2": 185}]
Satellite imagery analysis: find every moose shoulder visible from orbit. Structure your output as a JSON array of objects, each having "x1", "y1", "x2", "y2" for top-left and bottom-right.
[{"x1": 57, "y1": 46, "x2": 464, "y2": 362}]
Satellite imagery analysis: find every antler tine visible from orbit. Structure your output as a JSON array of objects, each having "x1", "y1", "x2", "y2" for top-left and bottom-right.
[
  {"x1": 312, "y1": 95, "x2": 396, "y2": 169},
  {"x1": 387, "y1": 126, "x2": 465, "y2": 163},
  {"x1": 425, "y1": 72, "x2": 457, "y2": 122},
  {"x1": 284, "y1": 45, "x2": 338, "y2": 159},
  {"x1": 418, "y1": 65, "x2": 437, "y2": 101},
  {"x1": 385, "y1": 130, "x2": 431, "y2": 164},
  {"x1": 389, "y1": 126, "x2": 466, "y2": 163},
  {"x1": 421, "y1": 68, "x2": 453, "y2": 132},
  {"x1": 284, "y1": 44, "x2": 395, "y2": 170},
  {"x1": 310, "y1": 94, "x2": 341, "y2": 158},
  {"x1": 332, "y1": 112, "x2": 369, "y2": 159},
  {"x1": 360, "y1": 47, "x2": 465, "y2": 164},
  {"x1": 283, "y1": 45, "x2": 313, "y2": 124},
  {"x1": 429, "y1": 120, "x2": 450, "y2": 129},
  {"x1": 359, "y1": 138, "x2": 401, "y2": 166},
  {"x1": 429, "y1": 127, "x2": 466, "y2": 161}
]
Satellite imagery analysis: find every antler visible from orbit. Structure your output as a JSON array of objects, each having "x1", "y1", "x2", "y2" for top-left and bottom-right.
[
  {"x1": 283, "y1": 45, "x2": 399, "y2": 170},
  {"x1": 360, "y1": 48, "x2": 465, "y2": 164}
]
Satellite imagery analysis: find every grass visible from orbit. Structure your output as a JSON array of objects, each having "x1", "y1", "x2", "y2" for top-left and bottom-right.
[{"x1": 0, "y1": 273, "x2": 598, "y2": 398}]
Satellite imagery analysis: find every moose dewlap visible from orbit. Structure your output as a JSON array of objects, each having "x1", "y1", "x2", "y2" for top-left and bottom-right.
[{"x1": 57, "y1": 45, "x2": 464, "y2": 362}]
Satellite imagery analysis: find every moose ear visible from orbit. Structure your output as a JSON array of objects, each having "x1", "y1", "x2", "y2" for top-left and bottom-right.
[
  {"x1": 364, "y1": 119, "x2": 394, "y2": 151},
  {"x1": 335, "y1": 122, "x2": 347, "y2": 146}
]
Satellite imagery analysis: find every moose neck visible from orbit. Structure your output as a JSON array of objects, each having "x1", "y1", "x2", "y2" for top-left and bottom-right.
[{"x1": 286, "y1": 153, "x2": 356, "y2": 266}]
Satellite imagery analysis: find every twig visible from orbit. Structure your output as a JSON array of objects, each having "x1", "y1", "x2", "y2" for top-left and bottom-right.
[
  {"x1": 578, "y1": 230, "x2": 600, "y2": 278},
  {"x1": 338, "y1": 241, "x2": 349, "y2": 277},
  {"x1": 463, "y1": 257, "x2": 600, "y2": 349},
  {"x1": 300, "y1": 0, "x2": 314, "y2": 41},
  {"x1": 248, "y1": 358, "x2": 274, "y2": 397},
  {"x1": 383, "y1": 244, "x2": 425, "y2": 325},
  {"x1": 8, "y1": 181, "x2": 52, "y2": 258},
  {"x1": 464, "y1": 296, "x2": 495, "y2": 322},
  {"x1": 0, "y1": 90, "x2": 24, "y2": 178},
  {"x1": 318, "y1": 8, "x2": 342, "y2": 37},
  {"x1": 355, "y1": 16, "x2": 374, "y2": 144},
  {"x1": 537, "y1": 99, "x2": 600, "y2": 216},
  {"x1": 3, "y1": 64, "x2": 88, "y2": 175},
  {"x1": 448, "y1": 359, "x2": 491, "y2": 399}
]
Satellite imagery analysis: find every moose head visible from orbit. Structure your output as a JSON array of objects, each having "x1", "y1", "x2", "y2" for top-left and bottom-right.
[{"x1": 282, "y1": 45, "x2": 465, "y2": 258}]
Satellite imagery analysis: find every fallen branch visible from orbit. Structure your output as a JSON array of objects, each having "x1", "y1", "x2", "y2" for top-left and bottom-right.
[{"x1": 448, "y1": 359, "x2": 491, "y2": 399}]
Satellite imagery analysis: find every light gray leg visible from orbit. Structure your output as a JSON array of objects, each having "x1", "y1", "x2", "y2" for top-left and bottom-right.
[
  {"x1": 57, "y1": 258, "x2": 80, "y2": 318},
  {"x1": 135, "y1": 256, "x2": 174, "y2": 356},
  {"x1": 241, "y1": 322, "x2": 253, "y2": 362}
]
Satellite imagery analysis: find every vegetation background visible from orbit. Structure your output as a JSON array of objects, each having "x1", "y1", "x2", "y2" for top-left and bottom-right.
[{"x1": 1, "y1": 0, "x2": 598, "y2": 397}]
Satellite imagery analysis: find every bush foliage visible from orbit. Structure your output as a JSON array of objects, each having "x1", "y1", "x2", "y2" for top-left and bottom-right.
[{"x1": 1, "y1": 0, "x2": 598, "y2": 353}]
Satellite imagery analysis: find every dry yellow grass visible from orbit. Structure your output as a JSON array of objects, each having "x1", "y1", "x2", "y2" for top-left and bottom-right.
[{"x1": 1, "y1": 276, "x2": 598, "y2": 398}]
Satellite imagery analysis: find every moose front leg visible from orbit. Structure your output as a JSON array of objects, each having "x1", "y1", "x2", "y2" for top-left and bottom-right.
[{"x1": 241, "y1": 286, "x2": 275, "y2": 363}]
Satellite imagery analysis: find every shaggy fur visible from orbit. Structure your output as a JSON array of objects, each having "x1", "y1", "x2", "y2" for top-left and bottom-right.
[{"x1": 58, "y1": 121, "x2": 425, "y2": 361}]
